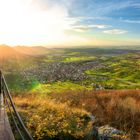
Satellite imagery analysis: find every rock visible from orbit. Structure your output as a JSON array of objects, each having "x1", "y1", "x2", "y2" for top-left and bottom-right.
[{"x1": 98, "y1": 125, "x2": 129, "y2": 140}]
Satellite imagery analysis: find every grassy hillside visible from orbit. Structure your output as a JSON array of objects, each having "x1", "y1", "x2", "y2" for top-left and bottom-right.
[{"x1": 1, "y1": 46, "x2": 140, "y2": 139}]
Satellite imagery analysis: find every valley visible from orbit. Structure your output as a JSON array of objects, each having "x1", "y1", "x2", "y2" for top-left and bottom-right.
[
  {"x1": 0, "y1": 45, "x2": 140, "y2": 139},
  {"x1": 1, "y1": 46, "x2": 140, "y2": 92}
]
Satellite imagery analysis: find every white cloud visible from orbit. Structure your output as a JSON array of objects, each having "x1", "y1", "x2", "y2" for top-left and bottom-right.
[
  {"x1": 123, "y1": 19, "x2": 140, "y2": 24},
  {"x1": 103, "y1": 29, "x2": 128, "y2": 35},
  {"x1": 70, "y1": 24, "x2": 110, "y2": 32},
  {"x1": 131, "y1": 3, "x2": 140, "y2": 8},
  {"x1": 0, "y1": 0, "x2": 99, "y2": 46},
  {"x1": 91, "y1": 25, "x2": 111, "y2": 29}
]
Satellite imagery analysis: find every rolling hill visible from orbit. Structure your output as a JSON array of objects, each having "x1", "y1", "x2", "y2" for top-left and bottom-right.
[
  {"x1": 0, "y1": 45, "x2": 23, "y2": 59},
  {"x1": 14, "y1": 46, "x2": 51, "y2": 56}
]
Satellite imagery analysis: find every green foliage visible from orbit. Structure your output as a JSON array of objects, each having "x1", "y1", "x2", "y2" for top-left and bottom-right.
[
  {"x1": 85, "y1": 54, "x2": 140, "y2": 89},
  {"x1": 32, "y1": 81, "x2": 92, "y2": 94},
  {"x1": 62, "y1": 56, "x2": 96, "y2": 63},
  {"x1": 5, "y1": 73, "x2": 39, "y2": 92}
]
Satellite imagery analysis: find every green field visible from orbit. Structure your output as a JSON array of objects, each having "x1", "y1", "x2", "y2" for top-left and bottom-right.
[{"x1": 2, "y1": 48, "x2": 140, "y2": 92}]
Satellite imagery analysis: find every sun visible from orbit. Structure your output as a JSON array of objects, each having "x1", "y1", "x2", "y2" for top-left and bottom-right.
[
  {"x1": 0, "y1": 0, "x2": 71, "y2": 46},
  {"x1": 0, "y1": 0, "x2": 95, "y2": 47}
]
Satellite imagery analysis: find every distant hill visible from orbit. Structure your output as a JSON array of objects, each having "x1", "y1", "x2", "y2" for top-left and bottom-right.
[
  {"x1": 0, "y1": 45, "x2": 23, "y2": 59},
  {"x1": 14, "y1": 46, "x2": 51, "y2": 56}
]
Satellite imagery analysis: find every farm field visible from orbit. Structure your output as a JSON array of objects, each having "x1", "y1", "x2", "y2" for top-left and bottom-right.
[{"x1": 2, "y1": 47, "x2": 140, "y2": 92}]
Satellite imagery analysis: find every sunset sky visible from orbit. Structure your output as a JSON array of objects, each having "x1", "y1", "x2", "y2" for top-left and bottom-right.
[{"x1": 0, "y1": 0, "x2": 140, "y2": 47}]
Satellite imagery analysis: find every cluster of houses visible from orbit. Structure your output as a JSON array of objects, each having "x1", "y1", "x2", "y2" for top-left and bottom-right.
[{"x1": 24, "y1": 60, "x2": 102, "y2": 82}]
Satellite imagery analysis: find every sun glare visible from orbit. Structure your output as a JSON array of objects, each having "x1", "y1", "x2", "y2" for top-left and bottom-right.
[{"x1": 0, "y1": 0, "x2": 72, "y2": 46}]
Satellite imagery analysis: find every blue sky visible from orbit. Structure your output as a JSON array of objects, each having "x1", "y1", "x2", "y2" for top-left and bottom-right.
[
  {"x1": 0, "y1": 0, "x2": 140, "y2": 46},
  {"x1": 67, "y1": 0, "x2": 140, "y2": 36}
]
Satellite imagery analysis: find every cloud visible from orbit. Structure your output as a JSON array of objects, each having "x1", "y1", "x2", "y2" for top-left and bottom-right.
[
  {"x1": 71, "y1": 0, "x2": 140, "y2": 18},
  {"x1": 130, "y1": 2, "x2": 140, "y2": 8},
  {"x1": 70, "y1": 24, "x2": 110, "y2": 32},
  {"x1": 123, "y1": 19, "x2": 140, "y2": 24},
  {"x1": 0, "y1": 0, "x2": 138, "y2": 46},
  {"x1": 103, "y1": 29, "x2": 128, "y2": 34},
  {"x1": 73, "y1": 16, "x2": 110, "y2": 20}
]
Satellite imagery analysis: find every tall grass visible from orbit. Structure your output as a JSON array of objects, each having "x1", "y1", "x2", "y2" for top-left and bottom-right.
[
  {"x1": 13, "y1": 90, "x2": 140, "y2": 139},
  {"x1": 13, "y1": 94, "x2": 93, "y2": 140},
  {"x1": 50, "y1": 90, "x2": 140, "y2": 139}
]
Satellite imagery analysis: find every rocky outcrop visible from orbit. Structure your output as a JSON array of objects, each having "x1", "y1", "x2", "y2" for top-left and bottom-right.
[{"x1": 98, "y1": 125, "x2": 129, "y2": 140}]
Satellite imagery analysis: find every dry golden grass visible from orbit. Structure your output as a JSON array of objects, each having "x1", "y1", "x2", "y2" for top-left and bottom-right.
[
  {"x1": 13, "y1": 90, "x2": 140, "y2": 139},
  {"x1": 50, "y1": 90, "x2": 140, "y2": 139},
  {"x1": 13, "y1": 93, "x2": 93, "y2": 140}
]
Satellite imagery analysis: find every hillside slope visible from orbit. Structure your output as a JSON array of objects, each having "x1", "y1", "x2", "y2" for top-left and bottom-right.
[
  {"x1": 0, "y1": 45, "x2": 24, "y2": 59},
  {"x1": 14, "y1": 46, "x2": 51, "y2": 56}
]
